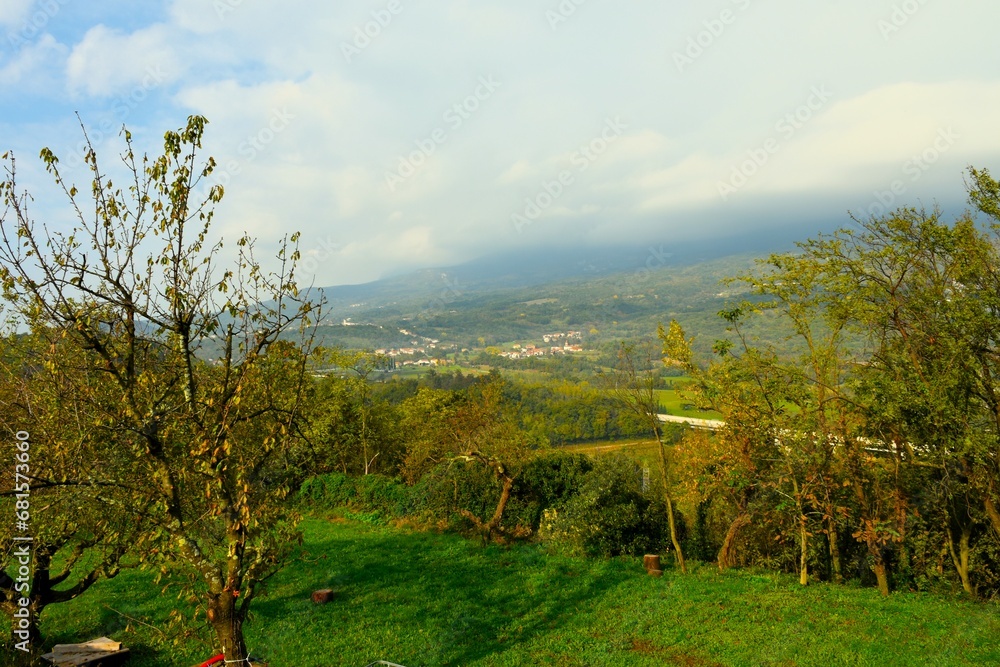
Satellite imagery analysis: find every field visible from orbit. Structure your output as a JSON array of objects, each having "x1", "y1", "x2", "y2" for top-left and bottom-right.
[
  {"x1": 560, "y1": 438, "x2": 661, "y2": 471},
  {"x1": 655, "y1": 381, "x2": 723, "y2": 420},
  {"x1": 30, "y1": 515, "x2": 1000, "y2": 666}
]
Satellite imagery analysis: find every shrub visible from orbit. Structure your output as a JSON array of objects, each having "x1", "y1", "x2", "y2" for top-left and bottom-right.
[
  {"x1": 540, "y1": 453, "x2": 669, "y2": 557},
  {"x1": 298, "y1": 472, "x2": 411, "y2": 517},
  {"x1": 299, "y1": 472, "x2": 358, "y2": 508},
  {"x1": 506, "y1": 452, "x2": 594, "y2": 531},
  {"x1": 355, "y1": 474, "x2": 412, "y2": 516},
  {"x1": 408, "y1": 461, "x2": 500, "y2": 531}
]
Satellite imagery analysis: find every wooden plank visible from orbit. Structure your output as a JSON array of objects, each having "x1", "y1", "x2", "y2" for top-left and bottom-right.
[{"x1": 42, "y1": 637, "x2": 130, "y2": 667}]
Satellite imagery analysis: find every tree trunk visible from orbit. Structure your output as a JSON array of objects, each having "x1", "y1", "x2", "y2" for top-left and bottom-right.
[
  {"x1": 792, "y1": 478, "x2": 808, "y2": 586},
  {"x1": 799, "y1": 514, "x2": 809, "y2": 586},
  {"x1": 485, "y1": 474, "x2": 515, "y2": 538},
  {"x1": 873, "y1": 560, "x2": 889, "y2": 597},
  {"x1": 985, "y1": 495, "x2": 1000, "y2": 539},
  {"x1": 718, "y1": 513, "x2": 750, "y2": 572},
  {"x1": 666, "y1": 495, "x2": 687, "y2": 574},
  {"x1": 947, "y1": 523, "x2": 975, "y2": 596},
  {"x1": 208, "y1": 593, "x2": 247, "y2": 663},
  {"x1": 655, "y1": 431, "x2": 687, "y2": 573},
  {"x1": 826, "y1": 507, "x2": 844, "y2": 584}
]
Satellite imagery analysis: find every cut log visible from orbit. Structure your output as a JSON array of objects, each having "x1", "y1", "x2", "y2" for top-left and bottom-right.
[
  {"x1": 312, "y1": 588, "x2": 336, "y2": 604},
  {"x1": 42, "y1": 637, "x2": 130, "y2": 667},
  {"x1": 643, "y1": 554, "x2": 661, "y2": 572}
]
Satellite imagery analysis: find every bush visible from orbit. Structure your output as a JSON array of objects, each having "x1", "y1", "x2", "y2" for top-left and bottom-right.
[
  {"x1": 407, "y1": 461, "x2": 500, "y2": 531},
  {"x1": 540, "y1": 453, "x2": 669, "y2": 557},
  {"x1": 299, "y1": 472, "x2": 358, "y2": 508},
  {"x1": 298, "y1": 472, "x2": 410, "y2": 517},
  {"x1": 506, "y1": 452, "x2": 594, "y2": 531},
  {"x1": 355, "y1": 474, "x2": 412, "y2": 516}
]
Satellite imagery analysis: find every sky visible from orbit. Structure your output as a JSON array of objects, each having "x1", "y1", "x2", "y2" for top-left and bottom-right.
[{"x1": 1, "y1": 0, "x2": 998, "y2": 286}]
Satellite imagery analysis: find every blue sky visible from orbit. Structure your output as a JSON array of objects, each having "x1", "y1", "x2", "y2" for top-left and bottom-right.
[{"x1": 2, "y1": 0, "x2": 998, "y2": 286}]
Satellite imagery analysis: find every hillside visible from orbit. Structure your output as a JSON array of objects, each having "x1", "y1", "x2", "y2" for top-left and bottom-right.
[
  {"x1": 35, "y1": 516, "x2": 1000, "y2": 666},
  {"x1": 304, "y1": 247, "x2": 779, "y2": 357}
]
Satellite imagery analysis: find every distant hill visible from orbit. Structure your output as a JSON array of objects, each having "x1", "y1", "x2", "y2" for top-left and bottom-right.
[
  {"x1": 310, "y1": 231, "x2": 802, "y2": 323},
  {"x1": 302, "y1": 240, "x2": 798, "y2": 356}
]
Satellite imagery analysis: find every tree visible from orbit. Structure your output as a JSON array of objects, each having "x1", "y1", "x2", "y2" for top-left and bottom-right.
[
  {"x1": 730, "y1": 252, "x2": 861, "y2": 586},
  {"x1": 310, "y1": 350, "x2": 403, "y2": 476},
  {"x1": 0, "y1": 330, "x2": 147, "y2": 657},
  {"x1": 0, "y1": 117, "x2": 320, "y2": 660},
  {"x1": 401, "y1": 374, "x2": 539, "y2": 542},
  {"x1": 800, "y1": 203, "x2": 1000, "y2": 596},
  {"x1": 603, "y1": 341, "x2": 686, "y2": 573},
  {"x1": 662, "y1": 316, "x2": 787, "y2": 573}
]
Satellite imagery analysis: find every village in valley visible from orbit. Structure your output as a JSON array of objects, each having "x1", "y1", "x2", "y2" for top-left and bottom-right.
[{"x1": 373, "y1": 328, "x2": 587, "y2": 367}]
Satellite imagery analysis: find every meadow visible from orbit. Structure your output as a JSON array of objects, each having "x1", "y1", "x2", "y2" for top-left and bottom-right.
[{"x1": 30, "y1": 514, "x2": 1000, "y2": 666}]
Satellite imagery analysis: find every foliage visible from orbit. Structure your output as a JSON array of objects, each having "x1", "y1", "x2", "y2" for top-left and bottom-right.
[
  {"x1": 660, "y1": 168, "x2": 1000, "y2": 598},
  {"x1": 0, "y1": 117, "x2": 319, "y2": 660},
  {"x1": 308, "y1": 351, "x2": 405, "y2": 476},
  {"x1": 0, "y1": 331, "x2": 146, "y2": 654},
  {"x1": 540, "y1": 454, "x2": 670, "y2": 558}
]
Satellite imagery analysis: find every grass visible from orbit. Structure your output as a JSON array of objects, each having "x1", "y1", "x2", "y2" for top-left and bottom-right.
[
  {"x1": 559, "y1": 438, "x2": 661, "y2": 470},
  {"x1": 25, "y1": 515, "x2": 1000, "y2": 666},
  {"x1": 655, "y1": 386, "x2": 723, "y2": 420}
]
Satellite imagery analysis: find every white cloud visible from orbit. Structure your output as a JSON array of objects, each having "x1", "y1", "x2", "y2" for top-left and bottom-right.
[
  {"x1": 7, "y1": 1, "x2": 1000, "y2": 286},
  {"x1": 66, "y1": 24, "x2": 179, "y2": 97},
  {"x1": 0, "y1": 0, "x2": 34, "y2": 28},
  {"x1": 0, "y1": 33, "x2": 66, "y2": 89}
]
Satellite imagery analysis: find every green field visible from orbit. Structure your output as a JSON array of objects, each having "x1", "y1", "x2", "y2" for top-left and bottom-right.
[
  {"x1": 29, "y1": 515, "x2": 1000, "y2": 666},
  {"x1": 560, "y1": 438, "x2": 661, "y2": 471}
]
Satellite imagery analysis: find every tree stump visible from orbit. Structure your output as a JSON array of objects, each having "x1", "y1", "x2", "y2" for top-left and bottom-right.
[
  {"x1": 643, "y1": 554, "x2": 661, "y2": 572},
  {"x1": 312, "y1": 589, "x2": 336, "y2": 604}
]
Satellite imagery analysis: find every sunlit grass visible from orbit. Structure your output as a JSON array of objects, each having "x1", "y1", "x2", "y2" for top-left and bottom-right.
[{"x1": 25, "y1": 515, "x2": 1000, "y2": 666}]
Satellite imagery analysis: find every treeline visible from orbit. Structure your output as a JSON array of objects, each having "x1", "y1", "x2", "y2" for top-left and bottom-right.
[
  {"x1": 308, "y1": 366, "x2": 657, "y2": 478},
  {"x1": 660, "y1": 168, "x2": 1000, "y2": 598},
  {"x1": 299, "y1": 451, "x2": 673, "y2": 559}
]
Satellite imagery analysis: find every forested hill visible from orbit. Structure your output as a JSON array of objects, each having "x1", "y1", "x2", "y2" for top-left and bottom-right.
[{"x1": 305, "y1": 244, "x2": 794, "y2": 353}]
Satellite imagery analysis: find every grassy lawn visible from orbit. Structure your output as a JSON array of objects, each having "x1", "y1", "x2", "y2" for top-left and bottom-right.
[
  {"x1": 655, "y1": 385, "x2": 723, "y2": 420},
  {"x1": 24, "y1": 515, "x2": 1000, "y2": 666}
]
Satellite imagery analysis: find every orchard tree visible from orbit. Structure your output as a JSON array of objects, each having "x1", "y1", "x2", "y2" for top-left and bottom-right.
[
  {"x1": 800, "y1": 203, "x2": 1000, "y2": 596},
  {"x1": 309, "y1": 350, "x2": 403, "y2": 476},
  {"x1": 730, "y1": 251, "x2": 861, "y2": 585},
  {"x1": 0, "y1": 117, "x2": 321, "y2": 661},
  {"x1": 661, "y1": 316, "x2": 786, "y2": 572},
  {"x1": 604, "y1": 341, "x2": 686, "y2": 573},
  {"x1": 0, "y1": 330, "x2": 148, "y2": 657},
  {"x1": 402, "y1": 374, "x2": 539, "y2": 542}
]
